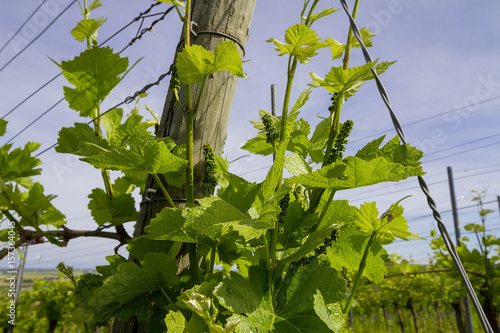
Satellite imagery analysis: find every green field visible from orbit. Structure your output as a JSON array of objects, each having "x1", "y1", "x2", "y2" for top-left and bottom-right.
[{"x1": 1, "y1": 269, "x2": 91, "y2": 293}]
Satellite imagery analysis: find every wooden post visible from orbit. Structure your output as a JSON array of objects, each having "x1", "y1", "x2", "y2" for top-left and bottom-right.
[
  {"x1": 133, "y1": 0, "x2": 257, "y2": 237},
  {"x1": 111, "y1": 1, "x2": 257, "y2": 332}
]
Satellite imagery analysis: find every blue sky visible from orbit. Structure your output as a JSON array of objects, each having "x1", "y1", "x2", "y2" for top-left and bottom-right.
[{"x1": 1, "y1": 0, "x2": 499, "y2": 270}]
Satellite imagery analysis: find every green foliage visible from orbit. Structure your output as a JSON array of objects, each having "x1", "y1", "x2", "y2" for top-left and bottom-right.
[
  {"x1": 82, "y1": 137, "x2": 187, "y2": 187},
  {"x1": 267, "y1": 23, "x2": 328, "y2": 64},
  {"x1": 0, "y1": 276, "x2": 80, "y2": 332},
  {"x1": 52, "y1": 46, "x2": 138, "y2": 117},
  {"x1": 1, "y1": 1, "x2": 429, "y2": 331},
  {"x1": 0, "y1": 118, "x2": 7, "y2": 136},
  {"x1": 71, "y1": 17, "x2": 106, "y2": 43},
  {"x1": 309, "y1": 60, "x2": 395, "y2": 102},
  {"x1": 176, "y1": 41, "x2": 246, "y2": 85},
  {"x1": 430, "y1": 189, "x2": 500, "y2": 330},
  {"x1": 0, "y1": 141, "x2": 42, "y2": 182}
]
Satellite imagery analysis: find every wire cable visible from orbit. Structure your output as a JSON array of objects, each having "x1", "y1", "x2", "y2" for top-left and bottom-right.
[
  {"x1": 34, "y1": 70, "x2": 171, "y2": 157},
  {"x1": 0, "y1": 0, "x2": 77, "y2": 74},
  {"x1": 1, "y1": 2, "x2": 166, "y2": 120},
  {"x1": 1, "y1": 73, "x2": 61, "y2": 119},
  {"x1": 347, "y1": 168, "x2": 500, "y2": 203},
  {"x1": 350, "y1": 95, "x2": 500, "y2": 144},
  {"x1": 426, "y1": 140, "x2": 500, "y2": 163},
  {"x1": 339, "y1": 1, "x2": 493, "y2": 331},
  {"x1": 0, "y1": 0, "x2": 49, "y2": 55},
  {"x1": 4, "y1": 5, "x2": 174, "y2": 147}
]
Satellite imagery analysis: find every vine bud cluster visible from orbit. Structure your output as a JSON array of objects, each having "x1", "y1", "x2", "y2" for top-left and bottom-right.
[
  {"x1": 202, "y1": 144, "x2": 217, "y2": 196},
  {"x1": 326, "y1": 119, "x2": 354, "y2": 165},
  {"x1": 261, "y1": 112, "x2": 279, "y2": 144}
]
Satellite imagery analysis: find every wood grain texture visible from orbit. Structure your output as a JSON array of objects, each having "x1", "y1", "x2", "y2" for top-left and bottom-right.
[{"x1": 112, "y1": 2, "x2": 256, "y2": 331}]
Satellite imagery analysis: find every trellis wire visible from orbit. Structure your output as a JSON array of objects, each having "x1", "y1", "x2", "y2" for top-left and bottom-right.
[
  {"x1": 34, "y1": 70, "x2": 171, "y2": 157},
  {"x1": 1, "y1": 2, "x2": 169, "y2": 121},
  {"x1": 5, "y1": 4, "x2": 175, "y2": 146},
  {"x1": 0, "y1": 0, "x2": 49, "y2": 54},
  {"x1": 0, "y1": 0, "x2": 77, "y2": 74},
  {"x1": 338, "y1": 0, "x2": 493, "y2": 331}
]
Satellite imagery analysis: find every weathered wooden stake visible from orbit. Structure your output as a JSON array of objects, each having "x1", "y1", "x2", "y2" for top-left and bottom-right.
[{"x1": 112, "y1": 1, "x2": 256, "y2": 331}]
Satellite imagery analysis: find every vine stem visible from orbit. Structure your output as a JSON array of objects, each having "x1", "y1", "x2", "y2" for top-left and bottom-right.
[
  {"x1": 323, "y1": 0, "x2": 360, "y2": 165},
  {"x1": 342, "y1": 0, "x2": 361, "y2": 70},
  {"x1": 182, "y1": 0, "x2": 201, "y2": 286},
  {"x1": 152, "y1": 173, "x2": 175, "y2": 208},
  {"x1": 310, "y1": 0, "x2": 361, "y2": 214},
  {"x1": 185, "y1": 112, "x2": 195, "y2": 205},
  {"x1": 270, "y1": 0, "x2": 320, "y2": 269},
  {"x1": 270, "y1": 56, "x2": 298, "y2": 265},
  {"x1": 343, "y1": 230, "x2": 377, "y2": 315},
  {"x1": 160, "y1": 287, "x2": 175, "y2": 305},
  {"x1": 310, "y1": 190, "x2": 335, "y2": 233},
  {"x1": 278, "y1": 57, "x2": 298, "y2": 146}
]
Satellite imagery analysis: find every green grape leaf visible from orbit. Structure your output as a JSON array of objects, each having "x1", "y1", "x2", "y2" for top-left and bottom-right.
[
  {"x1": 127, "y1": 236, "x2": 180, "y2": 262},
  {"x1": 87, "y1": 187, "x2": 137, "y2": 226},
  {"x1": 309, "y1": 117, "x2": 330, "y2": 163},
  {"x1": 82, "y1": 138, "x2": 187, "y2": 187},
  {"x1": 354, "y1": 201, "x2": 423, "y2": 242},
  {"x1": 249, "y1": 137, "x2": 289, "y2": 217},
  {"x1": 96, "y1": 255, "x2": 128, "y2": 279},
  {"x1": 283, "y1": 88, "x2": 311, "y2": 143},
  {"x1": 274, "y1": 260, "x2": 348, "y2": 332},
  {"x1": 112, "y1": 176, "x2": 135, "y2": 196},
  {"x1": 356, "y1": 135, "x2": 423, "y2": 167},
  {"x1": 90, "y1": 252, "x2": 178, "y2": 308},
  {"x1": 217, "y1": 177, "x2": 261, "y2": 214},
  {"x1": 288, "y1": 156, "x2": 423, "y2": 191},
  {"x1": 0, "y1": 118, "x2": 6, "y2": 137},
  {"x1": 284, "y1": 152, "x2": 312, "y2": 176},
  {"x1": 464, "y1": 223, "x2": 485, "y2": 232},
  {"x1": 146, "y1": 197, "x2": 274, "y2": 244},
  {"x1": 241, "y1": 133, "x2": 274, "y2": 156},
  {"x1": 88, "y1": 0, "x2": 103, "y2": 11},
  {"x1": 15, "y1": 182, "x2": 66, "y2": 228},
  {"x1": 325, "y1": 37, "x2": 345, "y2": 60},
  {"x1": 328, "y1": 224, "x2": 387, "y2": 283},
  {"x1": 351, "y1": 27, "x2": 375, "y2": 48},
  {"x1": 215, "y1": 155, "x2": 261, "y2": 213},
  {"x1": 288, "y1": 118, "x2": 311, "y2": 158},
  {"x1": 308, "y1": 8, "x2": 339, "y2": 25},
  {"x1": 114, "y1": 291, "x2": 168, "y2": 332},
  {"x1": 214, "y1": 270, "x2": 264, "y2": 314},
  {"x1": 313, "y1": 291, "x2": 347, "y2": 332},
  {"x1": 290, "y1": 88, "x2": 311, "y2": 117},
  {"x1": 0, "y1": 142, "x2": 41, "y2": 182},
  {"x1": 176, "y1": 41, "x2": 245, "y2": 85},
  {"x1": 286, "y1": 162, "x2": 346, "y2": 189},
  {"x1": 309, "y1": 60, "x2": 395, "y2": 101},
  {"x1": 278, "y1": 199, "x2": 317, "y2": 251},
  {"x1": 52, "y1": 47, "x2": 132, "y2": 117},
  {"x1": 56, "y1": 123, "x2": 110, "y2": 157},
  {"x1": 176, "y1": 44, "x2": 214, "y2": 84},
  {"x1": 100, "y1": 108, "x2": 150, "y2": 148},
  {"x1": 144, "y1": 207, "x2": 196, "y2": 242},
  {"x1": 71, "y1": 17, "x2": 106, "y2": 43},
  {"x1": 215, "y1": 268, "x2": 276, "y2": 331},
  {"x1": 267, "y1": 23, "x2": 328, "y2": 64},
  {"x1": 164, "y1": 311, "x2": 188, "y2": 332},
  {"x1": 281, "y1": 200, "x2": 355, "y2": 264},
  {"x1": 210, "y1": 40, "x2": 246, "y2": 78},
  {"x1": 155, "y1": 0, "x2": 185, "y2": 6}
]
